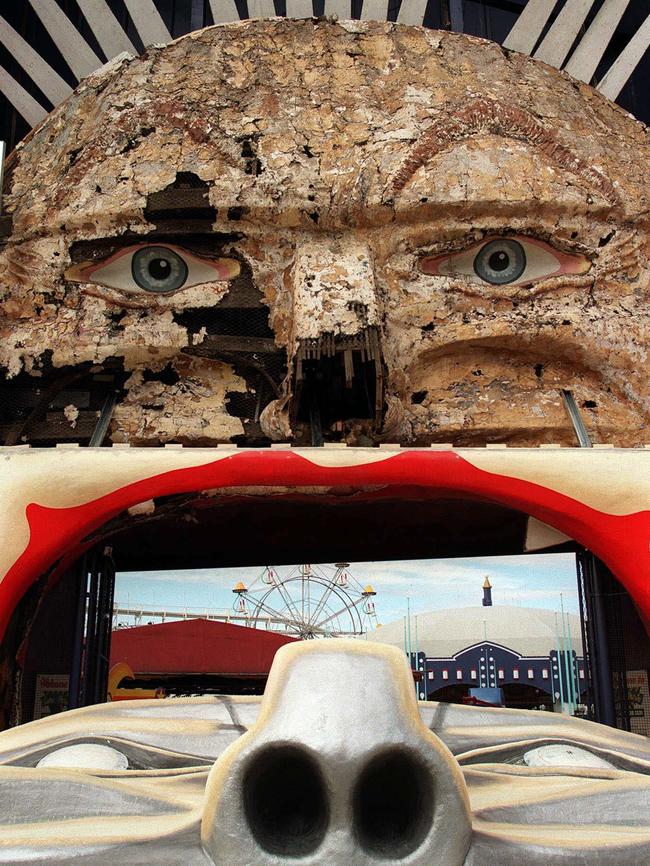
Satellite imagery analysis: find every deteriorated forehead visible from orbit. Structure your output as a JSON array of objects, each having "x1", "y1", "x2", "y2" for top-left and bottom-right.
[{"x1": 5, "y1": 18, "x2": 650, "y2": 240}]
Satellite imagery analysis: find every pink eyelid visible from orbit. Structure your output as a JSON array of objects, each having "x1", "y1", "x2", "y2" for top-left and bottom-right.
[
  {"x1": 76, "y1": 244, "x2": 238, "y2": 281},
  {"x1": 419, "y1": 236, "x2": 590, "y2": 279}
]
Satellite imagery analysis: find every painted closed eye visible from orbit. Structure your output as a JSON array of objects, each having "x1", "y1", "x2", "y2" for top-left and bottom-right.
[
  {"x1": 66, "y1": 243, "x2": 241, "y2": 294},
  {"x1": 419, "y1": 236, "x2": 590, "y2": 287},
  {"x1": 36, "y1": 743, "x2": 129, "y2": 770},
  {"x1": 522, "y1": 744, "x2": 615, "y2": 770}
]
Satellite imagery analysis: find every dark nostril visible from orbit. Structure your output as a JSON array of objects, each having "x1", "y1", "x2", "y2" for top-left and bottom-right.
[
  {"x1": 353, "y1": 749, "x2": 434, "y2": 859},
  {"x1": 243, "y1": 746, "x2": 329, "y2": 856}
]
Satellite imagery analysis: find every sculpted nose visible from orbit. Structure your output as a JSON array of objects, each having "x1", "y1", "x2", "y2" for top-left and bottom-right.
[
  {"x1": 201, "y1": 641, "x2": 472, "y2": 865},
  {"x1": 288, "y1": 236, "x2": 384, "y2": 440},
  {"x1": 291, "y1": 235, "x2": 379, "y2": 347}
]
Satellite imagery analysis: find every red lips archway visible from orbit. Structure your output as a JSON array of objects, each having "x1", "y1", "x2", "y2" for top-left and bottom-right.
[{"x1": 0, "y1": 447, "x2": 648, "y2": 640}]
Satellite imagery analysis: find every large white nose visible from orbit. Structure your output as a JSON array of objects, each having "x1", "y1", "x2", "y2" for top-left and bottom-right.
[{"x1": 202, "y1": 640, "x2": 472, "y2": 865}]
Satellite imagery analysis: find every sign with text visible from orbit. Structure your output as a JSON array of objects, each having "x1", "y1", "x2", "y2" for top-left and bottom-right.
[
  {"x1": 626, "y1": 670, "x2": 650, "y2": 737},
  {"x1": 34, "y1": 674, "x2": 69, "y2": 719}
]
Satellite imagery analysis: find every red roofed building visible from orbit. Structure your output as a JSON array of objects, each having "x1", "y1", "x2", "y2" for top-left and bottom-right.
[{"x1": 110, "y1": 619, "x2": 297, "y2": 697}]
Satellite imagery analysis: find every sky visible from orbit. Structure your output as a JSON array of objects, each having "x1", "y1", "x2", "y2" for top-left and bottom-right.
[{"x1": 115, "y1": 551, "x2": 580, "y2": 631}]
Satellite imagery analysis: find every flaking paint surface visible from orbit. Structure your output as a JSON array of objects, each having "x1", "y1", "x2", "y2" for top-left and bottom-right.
[{"x1": 0, "y1": 20, "x2": 647, "y2": 446}]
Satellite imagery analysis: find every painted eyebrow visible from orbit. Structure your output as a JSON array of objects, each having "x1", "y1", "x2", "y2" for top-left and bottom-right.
[{"x1": 390, "y1": 97, "x2": 619, "y2": 207}]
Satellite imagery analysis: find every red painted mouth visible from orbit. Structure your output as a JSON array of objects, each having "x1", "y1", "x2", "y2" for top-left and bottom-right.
[{"x1": 3, "y1": 449, "x2": 649, "y2": 641}]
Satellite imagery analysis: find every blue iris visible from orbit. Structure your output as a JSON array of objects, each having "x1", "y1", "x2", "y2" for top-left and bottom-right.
[
  {"x1": 131, "y1": 246, "x2": 188, "y2": 293},
  {"x1": 474, "y1": 239, "x2": 526, "y2": 285}
]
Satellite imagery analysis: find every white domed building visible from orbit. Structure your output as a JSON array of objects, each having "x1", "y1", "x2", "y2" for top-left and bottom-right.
[{"x1": 366, "y1": 580, "x2": 586, "y2": 710}]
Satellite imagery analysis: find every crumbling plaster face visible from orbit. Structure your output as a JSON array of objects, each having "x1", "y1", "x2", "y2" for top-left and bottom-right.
[{"x1": 0, "y1": 19, "x2": 648, "y2": 446}]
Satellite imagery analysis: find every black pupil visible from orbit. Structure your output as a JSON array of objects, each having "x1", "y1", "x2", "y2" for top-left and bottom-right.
[
  {"x1": 149, "y1": 257, "x2": 171, "y2": 280},
  {"x1": 488, "y1": 250, "x2": 509, "y2": 272}
]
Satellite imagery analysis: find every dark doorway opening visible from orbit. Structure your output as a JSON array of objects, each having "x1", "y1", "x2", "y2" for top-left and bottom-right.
[
  {"x1": 429, "y1": 682, "x2": 554, "y2": 711},
  {"x1": 501, "y1": 683, "x2": 553, "y2": 711},
  {"x1": 1, "y1": 489, "x2": 645, "y2": 734},
  {"x1": 429, "y1": 684, "x2": 469, "y2": 704}
]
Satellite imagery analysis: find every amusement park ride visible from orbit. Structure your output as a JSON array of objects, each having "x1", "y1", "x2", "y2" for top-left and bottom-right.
[
  {"x1": 233, "y1": 564, "x2": 378, "y2": 638},
  {"x1": 114, "y1": 563, "x2": 378, "y2": 638}
]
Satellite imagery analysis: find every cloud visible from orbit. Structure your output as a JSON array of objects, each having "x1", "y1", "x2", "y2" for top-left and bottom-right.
[
  {"x1": 119, "y1": 565, "x2": 264, "y2": 586},
  {"x1": 116, "y1": 552, "x2": 580, "y2": 623},
  {"x1": 119, "y1": 552, "x2": 575, "y2": 587},
  {"x1": 344, "y1": 553, "x2": 576, "y2": 594}
]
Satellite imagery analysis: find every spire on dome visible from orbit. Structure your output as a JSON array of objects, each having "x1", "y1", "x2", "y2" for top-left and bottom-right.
[{"x1": 482, "y1": 577, "x2": 493, "y2": 607}]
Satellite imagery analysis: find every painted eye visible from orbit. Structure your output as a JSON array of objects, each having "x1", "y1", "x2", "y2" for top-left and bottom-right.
[
  {"x1": 419, "y1": 235, "x2": 590, "y2": 287},
  {"x1": 473, "y1": 238, "x2": 526, "y2": 285},
  {"x1": 36, "y1": 743, "x2": 129, "y2": 770},
  {"x1": 132, "y1": 245, "x2": 188, "y2": 292},
  {"x1": 66, "y1": 243, "x2": 240, "y2": 294},
  {"x1": 523, "y1": 744, "x2": 614, "y2": 770}
]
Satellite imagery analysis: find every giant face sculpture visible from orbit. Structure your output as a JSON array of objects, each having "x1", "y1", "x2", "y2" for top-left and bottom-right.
[
  {"x1": 0, "y1": 19, "x2": 648, "y2": 447},
  {"x1": 0, "y1": 17, "x2": 650, "y2": 864}
]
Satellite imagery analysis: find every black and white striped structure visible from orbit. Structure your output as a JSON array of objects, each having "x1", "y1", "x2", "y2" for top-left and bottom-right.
[{"x1": 1, "y1": 0, "x2": 649, "y2": 150}]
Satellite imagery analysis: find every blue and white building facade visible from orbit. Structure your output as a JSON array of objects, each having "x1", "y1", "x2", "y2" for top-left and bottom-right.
[
  {"x1": 418, "y1": 643, "x2": 585, "y2": 703},
  {"x1": 368, "y1": 581, "x2": 586, "y2": 709}
]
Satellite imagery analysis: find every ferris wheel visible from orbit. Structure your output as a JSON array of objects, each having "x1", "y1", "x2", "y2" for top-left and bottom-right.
[{"x1": 232, "y1": 563, "x2": 378, "y2": 639}]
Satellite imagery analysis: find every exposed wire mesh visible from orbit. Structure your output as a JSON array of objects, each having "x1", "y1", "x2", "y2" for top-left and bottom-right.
[{"x1": 0, "y1": 359, "x2": 127, "y2": 447}]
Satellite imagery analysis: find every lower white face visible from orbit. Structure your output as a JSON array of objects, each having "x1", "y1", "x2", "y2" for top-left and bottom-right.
[{"x1": 0, "y1": 641, "x2": 648, "y2": 864}]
